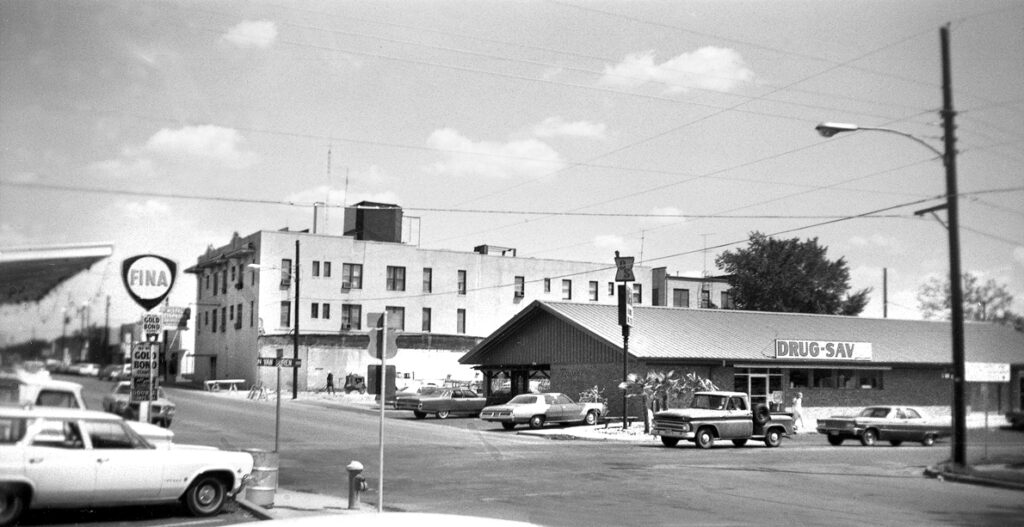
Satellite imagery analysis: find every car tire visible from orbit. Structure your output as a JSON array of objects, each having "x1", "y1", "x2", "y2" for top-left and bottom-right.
[
  {"x1": 827, "y1": 436, "x2": 844, "y2": 446},
  {"x1": 732, "y1": 439, "x2": 748, "y2": 447},
  {"x1": 528, "y1": 415, "x2": 545, "y2": 429},
  {"x1": 501, "y1": 422, "x2": 516, "y2": 430},
  {"x1": 661, "y1": 436, "x2": 680, "y2": 448},
  {"x1": 764, "y1": 428, "x2": 782, "y2": 448},
  {"x1": 436, "y1": 410, "x2": 450, "y2": 419},
  {"x1": 889, "y1": 440, "x2": 903, "y2": 447},
  {"x1": 753, "y1": 404, "x2": 771, "y2": 426},
  {"x1": 183, "y1": 474, "x2": 226, "y2": 517},
  {"x1": 584, "y1": 410, "x2": 598, "y2": 426},
  {"x1": 413, "y1": 411, "x2": 427, "y2": 419},
  {"x1": 695, "y1": 427, "x2": 715, "y2": 449},
  {"x1": 921, "y1": 434, "x2": 936, "y2": 447},
  {"x1": 860, "y1": 429, "x2": 878, "y2": 446},
  {"x1": 0, "y1": 486, "x2": 27, "y2": 527}
]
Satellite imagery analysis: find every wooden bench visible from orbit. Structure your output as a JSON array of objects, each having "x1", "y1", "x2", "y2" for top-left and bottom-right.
[{"x1": 204, "y1": 379, "x2": 246, "y2": 392}]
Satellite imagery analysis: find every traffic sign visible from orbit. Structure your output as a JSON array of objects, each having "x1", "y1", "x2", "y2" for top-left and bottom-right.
[
  {"x1": 131, "y1": 342, "x2": 156, "y2": 375},
  {"x1": 617, "y1": 284, "x2": 633, "y2": 328},
  {"x1": 257, "y1": 357, "x2": 302, "y2": 368},
  {"x1": 366, "y1": 312, "x2": 399, "y2": 359}
]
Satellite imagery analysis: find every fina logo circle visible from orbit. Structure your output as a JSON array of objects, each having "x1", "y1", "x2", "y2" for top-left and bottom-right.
[{"x1": 121, "y1": 254, "x2": 177, "y2": 311}]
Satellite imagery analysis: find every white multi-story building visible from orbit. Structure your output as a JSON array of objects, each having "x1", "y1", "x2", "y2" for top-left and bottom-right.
[{"x1": 186, "y1": 203, "x2": 653, "y2": 392}]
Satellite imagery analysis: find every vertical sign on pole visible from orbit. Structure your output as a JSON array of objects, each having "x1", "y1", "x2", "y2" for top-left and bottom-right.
[
  {"x1": 366, "y1": 312, "x2": 387, "y2": 513},
  {"x1": 614, "y1": 251, "x2": 635, "y2": 431}
]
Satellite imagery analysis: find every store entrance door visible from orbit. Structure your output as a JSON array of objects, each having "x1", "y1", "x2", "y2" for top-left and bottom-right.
[{"x1": 747, "y1": 374, "x2": 769, "y2": 410}]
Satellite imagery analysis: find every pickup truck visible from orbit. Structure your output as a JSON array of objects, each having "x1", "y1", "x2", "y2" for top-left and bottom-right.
[{"x1": 651, "y1": 391, "x2": 795, "y2": 448}]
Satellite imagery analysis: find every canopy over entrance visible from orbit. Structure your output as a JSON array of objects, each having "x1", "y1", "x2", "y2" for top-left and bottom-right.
[{"x1": 0, "y1": 243, "x2": 114, "y2": 305}]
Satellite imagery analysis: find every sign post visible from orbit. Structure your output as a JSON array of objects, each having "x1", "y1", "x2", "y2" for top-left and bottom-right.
[
  {"x1": 366, "y1": 311, "x2": 399, "y2": 513},
  {"x1": 614, "y1": 251, "x2": 635, "y2": 431},
  {"x1": 257, "y1": 349, "x2": 294, "y2": 452},
  {"x1": 122, "y1": 254, "x2": 177, "y2": 426}
]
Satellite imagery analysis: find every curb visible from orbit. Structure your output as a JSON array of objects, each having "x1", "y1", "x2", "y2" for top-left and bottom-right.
[{"x1": 923, "y1": 466, "x2": 1024, "y2": 492}]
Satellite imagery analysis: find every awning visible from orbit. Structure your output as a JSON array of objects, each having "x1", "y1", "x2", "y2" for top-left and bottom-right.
[{"x1": 0, "y1": 243, "x2": 114, "y2": 305}]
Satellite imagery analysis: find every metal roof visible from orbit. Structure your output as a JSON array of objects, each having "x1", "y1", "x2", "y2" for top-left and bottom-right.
[
  {"x1": 0, "y1": 243, "x2": 114, "y2": 305},
  {"x1": 462, "y1": 301, "x2": 1024, "y2": 365}
]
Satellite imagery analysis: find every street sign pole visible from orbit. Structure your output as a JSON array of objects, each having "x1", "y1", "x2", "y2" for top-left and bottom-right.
[
  {"x1": 378, "y1": 318, "x2": 387, "y2": 513},
  {"x1": 614, "y1": 251, "x2": 635, "y2": 431},
  {"x1": 276, "y1": 348, "x2": 282, "y2": 453}
]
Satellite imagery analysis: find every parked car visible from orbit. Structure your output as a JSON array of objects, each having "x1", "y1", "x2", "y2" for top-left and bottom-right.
[
  {"x1": 480, "y1": 392, "x2": 606, "y2": 430},
  {"x1": 67, "y1": 363, "x2": 100, "y2": 376},
  {"x1": 1006, "y1": 410, "x2": 1024, "y2": 430},
  {"x1": 0, "y1": 371, "x2": 87, "y2": 409},
  {"x1": 397, "y1": 388, "x2": 487, "y2": 419},
  {"x1": 102, "y1": 381, "x2": 176, "y2": 428},
  {"x1": 816, "y1": 406, "x2": 951, "y2": 446},
  {"x1": 0, "y1": 406, "x2": 253, "y2": 526},
  {"x1": 98, "y1": 364, "x2": 127, "y2": 381}
]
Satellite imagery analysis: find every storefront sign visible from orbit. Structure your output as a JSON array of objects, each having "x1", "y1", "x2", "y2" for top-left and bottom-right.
[
  {"x1": 965, "y1": 362, "x2": 1010, "y2": 382},
  {"x1": 775, "y1": 339, "x2": 872, "y2": 361}
]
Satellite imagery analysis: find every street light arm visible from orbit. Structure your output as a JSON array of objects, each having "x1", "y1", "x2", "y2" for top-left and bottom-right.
[{"x1": 815, "y1": 123, "x2": 943, "y2": 158}]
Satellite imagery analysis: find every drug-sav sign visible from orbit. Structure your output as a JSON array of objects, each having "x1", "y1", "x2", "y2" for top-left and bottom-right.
[{"x1": 121, "y1": 254, "x2": 177, "y2": 311}]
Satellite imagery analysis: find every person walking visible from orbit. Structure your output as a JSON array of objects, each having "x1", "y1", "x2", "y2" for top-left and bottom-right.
[
  {"x1": 792, "y1": 392, "x2": 804, "y2": 432},
  {"x1": 326, "y1": 371, "x2": 335, "y2": 395}
]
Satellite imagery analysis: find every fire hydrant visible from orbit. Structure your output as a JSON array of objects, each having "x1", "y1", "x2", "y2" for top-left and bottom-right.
[{"x1": 346, "y1": 461, "x2": 368, "y2": 510}]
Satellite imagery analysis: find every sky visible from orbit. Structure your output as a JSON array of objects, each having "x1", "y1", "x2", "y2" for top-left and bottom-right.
[{"x1": 2, "y1": 0, "x2": 1023, "y2": 345}]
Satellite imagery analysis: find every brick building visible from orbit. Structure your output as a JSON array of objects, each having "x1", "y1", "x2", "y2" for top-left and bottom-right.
[{"x1": 460, "y1": 301, "x2": 1024, "y2": 422}]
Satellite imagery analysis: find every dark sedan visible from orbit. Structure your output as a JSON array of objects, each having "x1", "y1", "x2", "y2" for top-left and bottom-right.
[
  {"x1": 396, "y1": 388, "x2": 487, "y2": 419},
  {"x1": 816, "y1": 406, "x2": 951, "y2": 446}
]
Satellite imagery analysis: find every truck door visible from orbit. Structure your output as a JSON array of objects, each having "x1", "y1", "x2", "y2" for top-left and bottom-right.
[{"x1": 721, "y1": 396, "x2": 753, "y2": 438}]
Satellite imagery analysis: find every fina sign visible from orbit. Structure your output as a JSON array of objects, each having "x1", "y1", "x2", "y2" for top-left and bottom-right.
[
  {"x1": 121, "y1": 254, "x2": 177, "y2": 311},
  {"x1": 775, "y1": 339, "x2": 873, "y2": 361}
]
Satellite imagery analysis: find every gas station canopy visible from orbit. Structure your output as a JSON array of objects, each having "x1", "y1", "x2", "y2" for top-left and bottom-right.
[{"x1": 0, "y1": 243, "x2": 114, "y2": 305}]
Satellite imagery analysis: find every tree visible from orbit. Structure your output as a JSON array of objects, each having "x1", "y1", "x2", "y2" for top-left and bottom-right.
[
  {"x1": 619, "y1": 370, "x2": 717, "y2": 433},
  {"x1": 715, "y1": 232, "x2": 870, "y2": 315},
  {"x1": 917, "y1": 273, "x2": 1018, "y2": 325}
]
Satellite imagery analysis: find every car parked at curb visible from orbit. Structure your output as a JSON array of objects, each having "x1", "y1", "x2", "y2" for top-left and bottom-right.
[
  {"x1": 102, "y1": 381, "x2": 176, "y2": 428},
  {"x1": 480, "y1": 393, "x2": 606, "y2": 430},
  {"x1": 0, "y1": 407, "x2": 254, "y2": 526},
  {"x1": 816, "y1": 406, "x2": 951, "y2": 446},
  {"x1": 397, "y1": 388, "x2": 487, "y2": 419}
]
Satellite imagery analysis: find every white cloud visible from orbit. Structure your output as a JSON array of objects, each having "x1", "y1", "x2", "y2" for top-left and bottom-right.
[
  {"x1": 647, "y1": 206, "x2": 685, "y2": 225},
  {"x1": 222, "y1": 20, "x2": 278, "y2": 49},
  {"x1": 594, "y1": 234, "x2": 624, "y2": 248},
  {"x1": 142, "y1": 125, "x2": 257, "y2": 169},
  {"x1": 284, "y1": 184, "x2": 400, "y2": 208},
  {"x1": 87, "y1": 157, "x2": 157, "y2": 179},
  {"x1": 117, "y1": 199, "x2": 171, "y2": 220},
  {"x1": 849, "y1": 234, "x2": 900, "y2": 251},
  {"x1": 532, "y1": 117, "x2": 607, "y2": 139},
  {"x1": 599, "y1": 47, "x2": 754, "y2": 93},
  {"x1": 425, "y1": 128, "x2": 564, "y2": 179}
]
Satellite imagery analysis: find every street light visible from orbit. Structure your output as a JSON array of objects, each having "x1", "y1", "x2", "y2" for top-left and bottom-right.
[{"x1": 813, "y1": 22, "x2": 966, "y2": 471}]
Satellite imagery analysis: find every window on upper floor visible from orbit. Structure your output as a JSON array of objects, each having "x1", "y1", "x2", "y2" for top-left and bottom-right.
[
  {"x1": 385, "y1": 306, "x2": 405, "y2": 331},
  {"x1": 514, "y1": 276, "x2": 525, "y2": 298},
  {"x1": 235, "y1": 303, "x2": 242, "y2": 329},
  {"x1": 387, "y1": 266, "x2": 406, "y2": 291},
  {"x1": 457, "y1": 270, "x2": 467, "y2": 295},
  {"x1": 341, "y1": 304, "x2": 361, "y2": 331},
  {"x1": 322, "y1": 303, "x2": 330, "y2": 320},
  {"x1": 311, "y1": 303, "x2": 320, "y2": 319},
  {"x1": 342, "y1": 263, "x2": 362, "y2": 289},
  {"x1": 312, "y1": 261, "x2": 320, "y2": 277},
  {"x1": 632, "y1": 284, "x2": 642, "y2": 304},
  {"x1": 212, "y1": 273, "x2": 218, "y2": 297},
  {"x1": 456, "y1": 309, "x2": 466, "y2": 334},
  {"x1": 544, "y1": 278, "x2": 551, "y2": 293},
  {"x1": 423, "y1": 268, "x2": 433, "y2": 293},
  {"x1": 280, "y1": 301, "x2": 292, "y2": 328},
  {"x1": 608, "y1": 282, "x2": 615, "y2": 296},
  {"x1": 562, "y1": 279, "x2": 572, "y2": 300},
  {"x1": 588, "y1": 281, "x2": 598, "y2": 301},
  {"x1": 422, "y1": 307, "x2": 431, "y2": 332},
  {"x1": 323, "y1": 261, "x2": 331, "y2": 278}
]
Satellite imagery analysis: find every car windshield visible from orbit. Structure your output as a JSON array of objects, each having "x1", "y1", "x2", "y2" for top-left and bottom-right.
[
  {"x1": 858, "y1": 407, "x2": 891, "y2": 418},
  {"x1": 690, "y1": 394, "x2": 728, "y2": 410},
  {"x1": 115, "y1": 384, "x2": 131, "y2": 394},
  {"x1": 508, "y1": 395, "x2": 539, "y2": 405}
]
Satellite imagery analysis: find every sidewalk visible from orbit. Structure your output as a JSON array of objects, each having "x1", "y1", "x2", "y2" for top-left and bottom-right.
[{"x1": 193, "y1": 387, "x2": 1023, "y2": 520}]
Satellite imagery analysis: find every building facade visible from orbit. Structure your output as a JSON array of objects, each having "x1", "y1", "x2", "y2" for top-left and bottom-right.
[
  {"x1": 185, "y1": 203, "x2": 653, "y2": 391},
  {"x1": 651, "y1": 268, "x2": 734, "y2": 309},
  {"x1": 460, "y1": 301, "x2": 1024, "y2": 423}
]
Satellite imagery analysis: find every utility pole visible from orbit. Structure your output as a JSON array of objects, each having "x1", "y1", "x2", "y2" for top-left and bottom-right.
[
  {"x1": 293, "y1": 239, "x2": 300, "y2": 400},
  {"x1": 940, "y1": 24, "x2": 967, "y2": 469}
]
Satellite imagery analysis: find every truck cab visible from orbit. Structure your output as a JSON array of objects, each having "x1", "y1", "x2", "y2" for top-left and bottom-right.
[{"x1": 651, "y1": 391, "x2": 795, "y2": 449}]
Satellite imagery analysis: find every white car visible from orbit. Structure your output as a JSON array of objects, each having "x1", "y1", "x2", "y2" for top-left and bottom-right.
[
  {"x1": 479, "y1": 392, "x2": 606, "y2": 430},
  {"x1": 0, "y1": 407, "x2": 254, "y2": 526}
]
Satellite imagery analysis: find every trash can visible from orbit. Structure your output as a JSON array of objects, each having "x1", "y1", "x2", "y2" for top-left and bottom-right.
[{"x1": 244, "y1": 449, "x2": 279, "y2": 508}]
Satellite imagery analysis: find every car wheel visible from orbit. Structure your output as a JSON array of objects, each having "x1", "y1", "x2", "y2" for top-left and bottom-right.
[
  {"x1": 764, "y1": 428, "x2": 782, "y2": 448},
  {"x1": 501, "y1": 422, "x2": 516, "y2": 431},
  {"x1": 921, "y1": 434, "x2": 936, "y2": 447},
  {"x1": 584, "y1": 410, "x2": 598, "y2": 426},
  {"x1": 732, "y1": 439, "x2": 748, "y2": 447},
  {"x1": 827, "y1": 436, "x2": 844, "y2": 446},
  {"x1": 528, "y1": 415, "x2": 545, "y2": 429},
  {"x1": 436, "y1": 410, "x2": 450, "y2": 419},
  {"x1": 695, "y1": 427, "x2": 715, "y2": 449},
  {"x1": 860, "y1": 429, "x2": 878, "y2": 446},
  {"x1": 661, "y1": 436, "x2": 680, "y2": 448},
  {"x1": 183, "y1": 474, "x2": 226, "y2": 517},
  {"x1": 889, "y1": 440, "x2": 903, "y2": 447},
  {"x1": 413, "y1": 411, "x2": 427, "y2": 419},
  {"x1": 0, "y1": 486, "x2": 27, "y2": 527}
]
